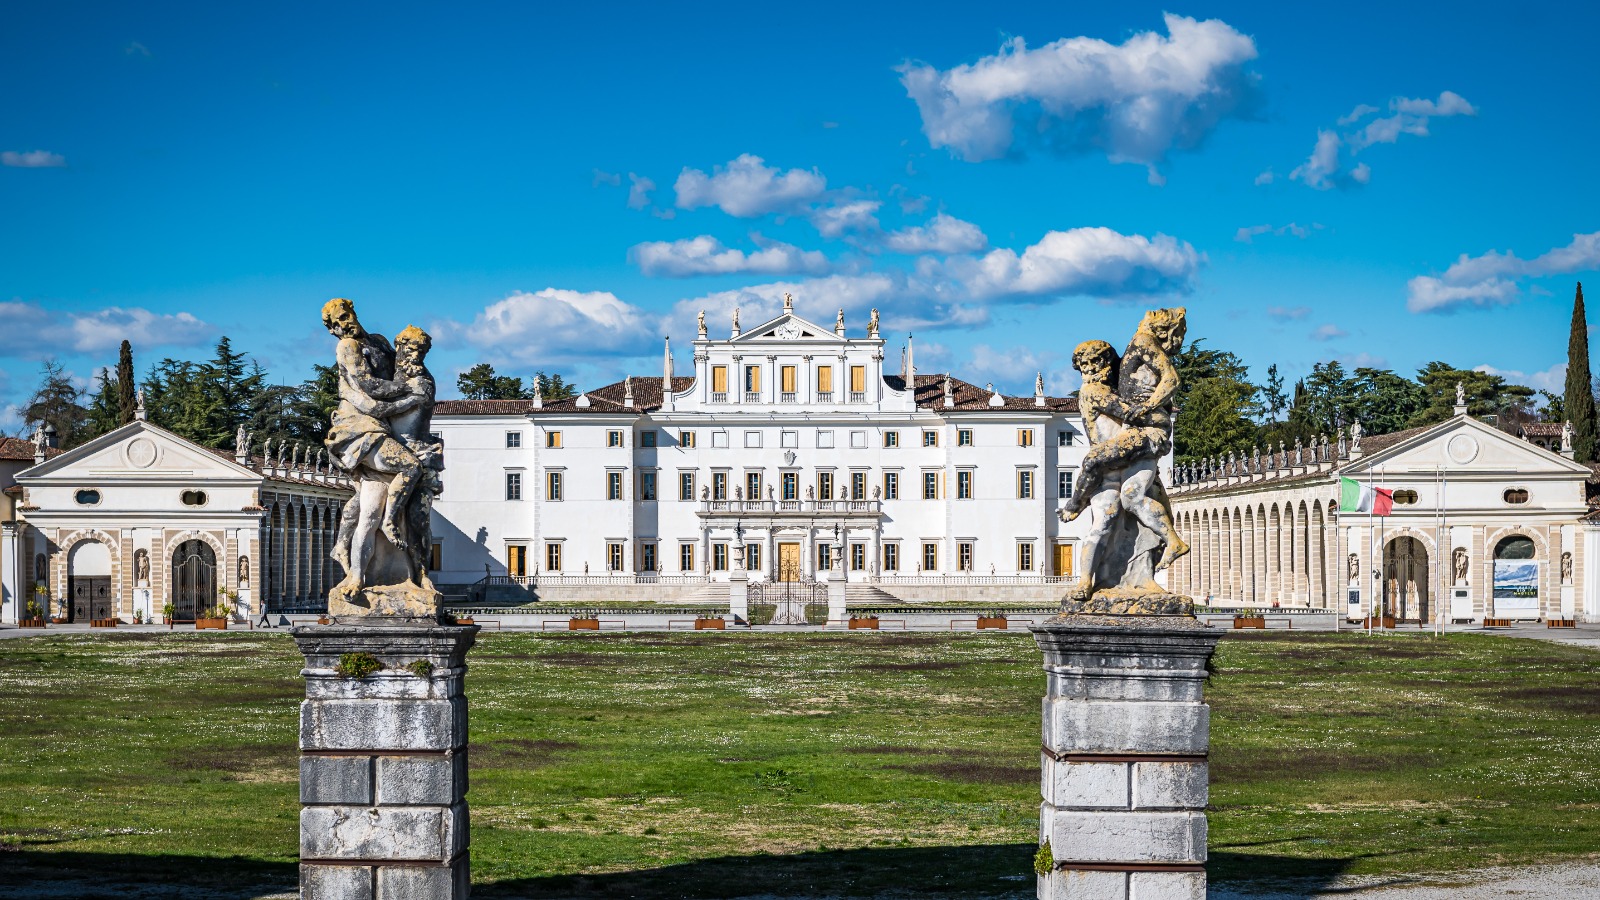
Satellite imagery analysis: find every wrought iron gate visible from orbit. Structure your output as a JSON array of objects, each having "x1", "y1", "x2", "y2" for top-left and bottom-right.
[
  {"x1": 747, "y1": 580, "x2": 828, "y2": 625},
  {"x1": 172, "y1": 540, "x2": 217, "y2": 619}
]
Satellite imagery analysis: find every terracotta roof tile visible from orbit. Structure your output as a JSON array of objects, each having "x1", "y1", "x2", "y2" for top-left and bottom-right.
[{"x1": 0, "y1": 437, "x2": 60, "y2": 462}]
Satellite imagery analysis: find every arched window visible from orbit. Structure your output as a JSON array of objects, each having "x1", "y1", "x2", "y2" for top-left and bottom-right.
[
  {"x1": 1495, "y1": 535, "x2": 1535, "y2": 559},
  {"x1": 74, "y1": 489, "x2": 101, "y2": 505},
  {"x1": 181, "y1": 490, "x2": 208, "y2": 507},
  {"x1": 1503, "y1": 488, "x2": 1530, "y2": 504},
  {"x1": 1393, "y1": 489, "x2": 1419, "y2": 505}
]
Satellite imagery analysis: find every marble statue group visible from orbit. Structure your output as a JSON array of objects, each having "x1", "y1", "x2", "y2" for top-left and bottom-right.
[
  {"x1": 1058, "y1": 308, "x2": 1193, "y2": 615},
  {"x1": 322, "y1": 298, "x2": 445, "y2": 618}
]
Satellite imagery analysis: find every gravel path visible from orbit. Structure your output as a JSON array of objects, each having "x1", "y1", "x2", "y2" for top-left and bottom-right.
[{"x1": 1215, "y1": 861, "x2": 1600, "y2": 899}]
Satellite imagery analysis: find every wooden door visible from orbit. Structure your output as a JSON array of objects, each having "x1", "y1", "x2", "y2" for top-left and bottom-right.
[
  {"x1": 71, "y1": 577, "x2": 112, "y2": 622},
  {"x1": 778, "y1": 543, "x2": 801, "y2": 582},
  {"x1": 1054, "y1": 544, "x2": 1074, "y2": 577}
]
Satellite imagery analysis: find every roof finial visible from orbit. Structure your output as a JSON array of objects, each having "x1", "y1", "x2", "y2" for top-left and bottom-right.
[
  {"x1": 531, "y1": 373, "x2": 543, "y2": 409},
  {"x1": 624, "y1": 376, "x2": 634, "y2": 408},
  {"x1": 943, "y1": 372, "x2": 954, "y2": 408},
  {"x1": 783, "y1": 292, "x2": 794, "y2": 312},
  {"x1": 1034, "y1": 372, "x2": 1045, "y2": 407},
  {"x1": 134, "y1": 388, "x2": 147, "y2": 421},
  {"x1": 835, "y1": 308, "x2": 845, "y2": 337},
  {"x1": 731, "y1": 306, "x2": 741, "y2": 338}
]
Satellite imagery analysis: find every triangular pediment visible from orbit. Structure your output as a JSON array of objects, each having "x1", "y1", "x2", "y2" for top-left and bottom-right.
[
  {"x1": 731, "y1": 312, "x2": 849, "y2": 344},
  {"x1": 18, "y1": 421, "x2": 261, "y2": 483},
  {"x1": 1344, "y1": 415, "x2": 1592, "y2": 478}
]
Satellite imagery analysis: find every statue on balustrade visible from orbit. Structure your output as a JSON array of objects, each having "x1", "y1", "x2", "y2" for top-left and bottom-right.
[{"x1": 1057, "y1": 308, "x2": 1192, "y2": 616}]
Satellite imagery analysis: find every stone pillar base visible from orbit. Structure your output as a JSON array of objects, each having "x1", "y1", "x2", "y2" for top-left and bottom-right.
[
  {"x1": 295, "y1": 622, "x2": 478, "y2": 900},
  {"x1": 1030, "y1": 615, "x2": 1221, "y2": 900},
  {"x1": 728, "y1": 571, "x2": 749, "y2": 623}
]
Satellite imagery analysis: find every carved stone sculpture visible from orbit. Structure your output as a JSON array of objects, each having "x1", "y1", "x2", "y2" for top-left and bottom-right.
[
  {"x1": 134, "y1": 549, "x2": 150, "y2": 586},
  {"x1": 1563, "y1": 421, "x2": 1575, "y2": 453},
  {"x1": 1348, "y1": 553, "x2": 1359, "y2": 582},
  {"x1": 322, "y1": 298, "x2": 445, "y2": 619},
  {"x1": 239, "y1": 554, "x2": 250, "y2": 585},
  {"x1": 1057, "y1": 309, "x2": 1192, "y2": 616},
  {"x1": 1562, "y1": 551, "x2": 1573, "y2": 584},
  {"x1": 1452, "y1": 547, "x2": 1468, "y2": 585}
]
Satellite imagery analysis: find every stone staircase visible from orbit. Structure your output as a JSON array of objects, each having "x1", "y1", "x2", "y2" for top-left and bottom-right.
[{"x1": 844, "y1": 583, "x2": 900, "y2": 605}]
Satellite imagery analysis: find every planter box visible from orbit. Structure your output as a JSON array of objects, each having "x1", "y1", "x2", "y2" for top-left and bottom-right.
[
  {"x1": 694, "y1": 618, "x2": 726, "y2": 630},
  {"x1": 1547, "y1": 619, "x2": 1576, "y2": 629},
  {"x1": 195, "y1": 618, "x2": 228, "y2": 630},
  {"x1": 849, "y1": 617, "x2": 881, "y2": 630},
  {"x1": 1483, "y1": 617, "x2": 1513, "y2": 627},
  {"x1": 569, "y1": 617, "x2": 600, "y2": 631},
  {"x1": 17, "y1": 618, "x2": 46, "y2": 628},
  {"x1": 90, "y1": 618, "x2": 118, "y2": 628},
  {"x1": 976, "y1": 616, "x2": 1008, "y2": 630},
  {"x1": 1232, "y1": 616, "x2": 1266, "y2": 629},
  {"x1": 316, "y1": 616, "x2": 331, "y2": 625},
  {"x1": 1362, "y1": 616, "x2": 1397, "y2": 629}
]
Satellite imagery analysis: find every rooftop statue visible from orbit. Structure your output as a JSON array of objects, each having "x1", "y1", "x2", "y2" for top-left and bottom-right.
[
  {"x1": 1058, "y1": 308, "x2": 1192, "y2": 616},
  {"x1": 322, "y1": 298, "x2": 445, "y2": 619}
]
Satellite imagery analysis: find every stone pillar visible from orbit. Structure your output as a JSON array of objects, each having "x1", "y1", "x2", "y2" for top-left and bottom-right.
[
  {"x1": 1031, "y1": 617, "x2": 1222, "y2": 900},
  {"x1": 294, "y1": 623, "x2": 478, "y2": 899},
  {"x1": 825, "y1": 563, "x2": 846, "y2": 625},
  {"x1": 728, "y1": 568, "x2": 749, "y2": 624},
  {"x1": 1, "y1": 523, "x2": 18, "y2": 625}
]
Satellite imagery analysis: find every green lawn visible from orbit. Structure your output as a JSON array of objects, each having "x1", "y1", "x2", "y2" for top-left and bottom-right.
[{"x1": 1, "y1": 629, "x2": 1598, "y2": 897}]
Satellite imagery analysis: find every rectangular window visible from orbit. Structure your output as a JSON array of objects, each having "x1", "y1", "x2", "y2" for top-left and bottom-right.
[
  {"x1": 746, "y1": 471, "x2": 762, "y2": 500},
  {"x1": 850, "y1": 430, "x2": 866, "y2": 448},
  {"x1": 680, "y1": 471, "x2": 695, "y2": 501},
  {"x1": 745, "y1": 430, "x2": 762, "y2": 448},
  {"x1": 546, "y1": 471, "x2": 563, "y2": 501},
  {"x1": 851, "y1": 471, "x2": 866, "y2": 500},
  {"x1": 1018, "y1": 470, "x2": 1034, "y2": 499},
  {"x1": 505, "y1": 431, "x2": 522, "y2": 448},
  {"x1": 608, "y1": 430, "x2": 624, "y2": 448},
  {"x1": 922, "y1": 542, "x2": 938, "y2": 572},
  {"x1": 607, "y1": 472, "x2": 623, "y2": 500},
  {"x1": 744, "y1": 365, "x2": 761, "y2": 392},
  {"x1": 957, "y1": 470, "x2": 973, "y2": 499},
  {"x1": 1018, "y1": 428, "x2": 1035, "y2": 448},
  {"x1": 923, "y1": 471, "x2": 938, "y2": 500},
  {"x1": 958, "y1": 541, "x2": 973, "y2": 572},
  {"x1": 817, "y1": 543, "x2": 834, "y2": 573},
  {"x1": 507, "y1": 545, "x2": 527, "y2": 577},
  {"x1": 817, "y1": 430, "x2": 835, "y2": 449},
  {"x1": 713, "y1": 543, "x2": 728, "y2": 571},
  {"x1": 883, "y1": 431, "x2": 899, "y2": 448},
  {"x1": 883, "y1": 471, "x2": 899, "y2": 500},
  {"x1": 712, "y1": 431, "x2": 728, "y2": 448},
  {"x1": 640, "y1": 543, "x2": 657, "y2": 572},
  {"x1": 850, "y1": 365, "x2": 866, "y2": 392},
  {"x1": 429, "y1": 542, "x2": 442, "y2": 571},
  {"x1": 545, "y1": 431, "x2": 562, "y2": 449},
  {"x1": 680, "y1": 543, "x2": 695, "y2": 572},
  {"x1": 505, "y1": 471, "x2": 523, "y2": 501},
  {"x1": 923, "y1": 430, "x2": 938, "y2": 447},
  {"x1": 817, "y1": 366, "x2": 833, "y2": 393},
  {"x1": 1018, "y1": 542, "x2": 1034, "y2": 572},
  {"x1": 712, "y1": 365, "x2": 728, "y2": 393},
  {"x1": 957, "y1": 429, "x2": 973, "y2": 447},
  {"x1": 850, "y1": 543, "x2": 866, "y2": 571},
  {"x1": 781, "y1": 430, "x2": 798, "y2": 448},
  {"x1": 640, "y1": 430, "x2": 657, "y2": 448},
  {"x1": 745, "y1": 543, "x2": 761, "y2": 572},
  {"x1": 781, "y1": 365, "x2": 797, "y2": 392},
  {"x1": 639, "y1": 471, "x2": 656, "y2": 501},
  {"x1": 712, "y1": 472, "x2": 728, "y2": 500},
  {"x1": 818, "y1": 471, "x2": 834, "y2": 500},
  {"x1": 1058, "y1": 430, "x2": 1074, "y2": 446},
  {"x1": 1058, "y1": 470, "x2": 1073, "y2": 498},
  {"x1": 607, "y1": 542, "x2": 624, "y2": 572},
  {"x1": 782, "y1": 471, "x2": 798, "y2": 501},
  {"x1": 883, "y1": 543, "x2": 900, "y2": 572},
  {"x1": 681, "y1": 430, "x2": 696, "y2": 448},
  {"x1": 544, "y1": 542, "x2": 562, "y2": 573}
]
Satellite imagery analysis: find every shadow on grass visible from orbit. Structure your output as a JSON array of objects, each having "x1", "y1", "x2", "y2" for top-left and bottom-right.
[{"x1": 1, "y1": 845, "x2": 1366, "y2": 899}]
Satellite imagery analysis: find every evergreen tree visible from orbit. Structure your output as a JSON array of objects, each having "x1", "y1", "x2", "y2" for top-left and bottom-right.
[
  {"x1": 116, "y1": 340, "x2": 136, "y2": 425},
  {"x1": 21, "y1": 360, "x2": 90, "y2": 449},
  {"x1": 457, "y1": 363, "x2": 526, "y2": 400},
  {"x1": 1409, "y1": 361, "x2": 1535, "y2": 427},
  {"x1": 532, "y1": 371, "x2": 577, "y2": 400},
  {"x1": 1565, "y1": 282, "x2": 1598, "y2": 462},
  {"x1": 1350, "y1": 367, "x2": 1426, "y2": 435},
  {"x1": 1261, "y1": 363, "x2": 1289, "y2": 423},
  {"x1": 1539, "y1": 390, "x2": 1565, "y2": 423},
  {"x1": 1171, "y1": 338, "x2": 1259, "y2": 461},
  {"x1": 84, "y1": 370, "x2": 122, "y2": 437}
]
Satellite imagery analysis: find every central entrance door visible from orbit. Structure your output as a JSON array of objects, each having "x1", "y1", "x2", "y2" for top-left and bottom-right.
[
  {"x1": 70, "y1": 577, "x2": 112, "y2": 622},
  {"x1": 778, "y1": 543, "x2": 801, "y2": 582},
  {"x1": 172, "y1": 540, "x2": 217, "y2": 619},
  {"x1": 1054, "y1": 544, "x2": 1074, "y2": 578},
  {"x1": 1383, "y1": 536, "x2": 1429, "y2": 622}
]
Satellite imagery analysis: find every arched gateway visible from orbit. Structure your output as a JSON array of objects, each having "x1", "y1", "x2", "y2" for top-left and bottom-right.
[{"x1": 171, "y1": 540, "x2": 217, "y2": 619}]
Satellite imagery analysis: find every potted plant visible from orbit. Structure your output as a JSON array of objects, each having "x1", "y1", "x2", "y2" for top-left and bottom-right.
[
  {"x1": 569, "y1": 616, "x2": 600, "y2": 631},
  {"x1": 1233, "y1": 610, "x2": 1267, "y2": 629},
  {"x1": 20, "y1": 598, "x2": 46, "y2": 628},
  {"x1": 162, "y1": 602, "x2": 176, "y2": 625},
  {"x1": 694, "y1": 615, "x2": 726, "y2": 630},
  {"x1": 976, "y1": 614, "x2": 1008, "y2": 630},
  {"x1": 196, "y1": 600, "x2": 231, "y2": 630},
  {"x1": 848, "y1": 614, "x2": 880, "y2": 630}
]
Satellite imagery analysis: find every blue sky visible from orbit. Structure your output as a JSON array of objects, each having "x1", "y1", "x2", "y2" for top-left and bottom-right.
[{"x1": 4, "y1": 1, "x2": 1598, "y2": 427}]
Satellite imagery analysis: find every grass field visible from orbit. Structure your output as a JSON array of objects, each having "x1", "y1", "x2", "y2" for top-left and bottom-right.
[{"x1": 2, "y1": 629, "x2": 1598, "y2": 898}]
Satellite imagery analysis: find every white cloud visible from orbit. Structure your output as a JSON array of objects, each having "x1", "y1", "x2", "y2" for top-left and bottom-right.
[
  {"x1": 940, "y1": 227, "x2": 1201, "y2": 300},
  {"x1": 591, "y1": 169, "x2": 621, "y2": 187},
  {"x1": 0, "y1": 301, "x2": 213, "y2": 356},
  {"x1": 1253, "y1": 169, "x2": 1274, "y2": 186},
  {"x1": 629, "y1": 235, "x2": 833, "y2": 277},
  {"x1": 455, "y1": 289, "x2": 659, "y2": 363},
  {"x1": 1266, "y1": 305, "x2": 1311, "y2": 321},
  {"x1": 1407, "y1": 231, "x2": 1600, "y2": 313},
  {"x1": 1310, "y1": 323, "x2": 1347, "y2": 341},
  {"x1": 1475, "y1": 362, "x2": 1565, "y2": 394},
  {"x1": 898, "y1": 13, "x2": 1260, "y2": 180},
  {"x1": 967, "y1": 343, "x2": 1067, "y2": 394},
  {"x1": 626, "y1": 173, "x2": 655, "y2": 210},
  {"x1": 674, "y1": 154, "x2": 827, "y2": 217},
  {"x1": 884, "y1": 213, "x2": 988, "y2": 255},
  {"x1": 2, "y1": 150, "x2": 66, "y2": 168},
  {"x1": 1235, "y1": 222, "x2": 1312, "y2": 243},
  {"x1": 125, "y1": 41, "x2": 151, "y2": 57},
  {"x1": 1335, "y1": 351, "x2": 1388, "y2": 369},
  {"x1": 808, "y1": 199, "x2": 881, "y2": 238},
  {"x1": 1290, "y1": 90, "x2": 1475, "y2": 189}
]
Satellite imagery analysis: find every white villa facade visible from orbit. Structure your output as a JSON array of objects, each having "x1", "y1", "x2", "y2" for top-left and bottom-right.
[{"x1": 429, "y1": 302, "x2": 1112, "y2": 601}]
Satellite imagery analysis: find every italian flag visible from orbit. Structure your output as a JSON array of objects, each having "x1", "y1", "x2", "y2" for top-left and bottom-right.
[{"x1": 1339, "y1": 477, "x2": 1393, "y2": 516}]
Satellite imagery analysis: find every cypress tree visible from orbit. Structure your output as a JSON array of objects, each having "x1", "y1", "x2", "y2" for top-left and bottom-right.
[
  {"x1": 1565, "y1": 282, "x2": 1598, "y2": 462},
  {"x1": 116, "y1": 340, "x2": 136, "y2": 425}
]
